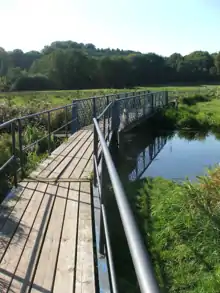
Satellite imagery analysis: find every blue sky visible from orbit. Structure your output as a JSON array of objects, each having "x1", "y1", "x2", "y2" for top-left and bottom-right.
[{"x1": 1, "y1": 0, "x2": 220, "y2": 56}]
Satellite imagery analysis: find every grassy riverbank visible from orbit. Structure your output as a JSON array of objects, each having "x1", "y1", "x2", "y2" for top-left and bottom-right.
[
  {"x1": 129, "y1": 168, "x2": 220, "y2": 293},
  {"x1": 153, "y1": 93, "x2": 220, "y2": 133},
  {"x1": 119, "y1": 94, "x2": 220, "y2": 292}
]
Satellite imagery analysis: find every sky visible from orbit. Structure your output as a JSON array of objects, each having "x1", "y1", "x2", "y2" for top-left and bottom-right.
[{"x1": 0, "y1": 0, "x2": 220, "y2": 56}]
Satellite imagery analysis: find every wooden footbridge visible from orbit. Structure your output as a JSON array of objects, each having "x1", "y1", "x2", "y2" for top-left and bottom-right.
[{"x1": 0, "y1": 91, "x2": 169, "y2": 293}]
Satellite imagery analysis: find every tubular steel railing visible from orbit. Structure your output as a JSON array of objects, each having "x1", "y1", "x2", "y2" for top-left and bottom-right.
[
  {"x1": 0, "y1": 103, "x2": 76, "y2": 190},
  {"x1": 0, "y1": 90, "x2": 167, "y2": 196},
  {"x1": 92, "y1": 92, "x2": 169, "y2": 293},
  {"x1": 93, "y1": 110, "x2": 160, "y2": 293}
]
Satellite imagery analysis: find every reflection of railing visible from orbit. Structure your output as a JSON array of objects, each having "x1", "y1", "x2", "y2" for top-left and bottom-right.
[{"x1": 129, "y1": 136, "x2": 167, "y2": 181}]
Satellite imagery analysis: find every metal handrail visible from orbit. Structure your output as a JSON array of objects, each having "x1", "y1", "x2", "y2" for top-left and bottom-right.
[
  {"x1": 0, "y1": 102, "x2": 77, "y2": 189},
  {"x1": 0, "y1": 90, "x2": 146, "y2": 193},
  {"x1": 93, "y1": 118, "x2": 160, "y2": 293}
]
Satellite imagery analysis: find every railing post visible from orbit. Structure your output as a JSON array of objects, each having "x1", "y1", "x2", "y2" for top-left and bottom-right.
[
  {"x1": 11, "y1": 121, "x2": 17, "y2": 187},
  {"x1": 93, "y1": 124, "x2": 98, "y2": 187},
  {"x1": 18, "y1": 119, "x2": 24, "y2": 177},
  {"x1": 111, "y1": 101, "x2": 120, "y2": 132},
  {"x1": 103, "y1": 109, "x2": 106, "y2": 139},
  {"x1": 99, "y1": 156, "x2": 107, "y2": 255},
  {"x1": 71, "y1": 101, "x2": 78, "y2": 134},
  {"x1": 106, "y1": 96, "x2": 111, "y2": 138},
  {"x1": 150, "y1": 93, "x2": 154, "y2": 113},
  {"x1": 164, "y1": 90, "x2": 168, "y2": 106},
  {"x1": 93, "y1": 97, "x2": 96, "y2": 118},
  {"x1": 47, "y1": 111, "x2": 51, "y2": 154},
  {"x1": 143, "y1": 92, "x2": 146, "y2": 116},
  {"x1": 136, "y1": 91, "x2": 140, "y2": 119},
  {"x1": 65, "y1": 106, "x2": 68, "y2": 139}
]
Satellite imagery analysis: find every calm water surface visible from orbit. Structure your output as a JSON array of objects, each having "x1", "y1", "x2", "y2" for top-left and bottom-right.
[{"x1": 119, "y1": 130, "x2": 220, "y2": 182}]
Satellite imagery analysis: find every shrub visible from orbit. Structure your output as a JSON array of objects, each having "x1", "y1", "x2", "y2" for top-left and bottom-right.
[
  {"x1": 11, "y1": 75, "x2": 55, "y2": 91},
  {"x1": 181, "y1": 94, "x2": 211, "y2": 106}
]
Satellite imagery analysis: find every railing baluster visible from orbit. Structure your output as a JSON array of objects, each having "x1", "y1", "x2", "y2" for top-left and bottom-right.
[
  {"x1": 11, "y1": 121, "x2": 17, "y2": 187},
  {"x1": 93, "y1": 125, "x2": 98, "y2": 187},
  {"x1": 103, "y1": 108, "x2": 106, "y2": 139},
  {"x1": 47, "y1": 111, "x2": 51, "y2": 154},
  {"x1": 99, "y1": 155, "x2": 107, "y2": 255},
  {"x1": 106, "y1": 96, "x2": 110, "y2": 139},
  {"x1": 18, "y1": 119, "x2": 24, "y2": 177},
  {"x1": 65, "y1": 106, "x2": 68, "y2": 139},
  {"x1": 93, "y1": 97, "x2": 96, "y2": 118}
]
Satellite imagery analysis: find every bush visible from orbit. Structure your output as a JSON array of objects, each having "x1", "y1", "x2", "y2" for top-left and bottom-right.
[
  {"x1": 181, "y1": 94, "x2": 211, "y2": 106},
  {"x1": 11, "y1": 75, "x2": 55, "y2": 91}
]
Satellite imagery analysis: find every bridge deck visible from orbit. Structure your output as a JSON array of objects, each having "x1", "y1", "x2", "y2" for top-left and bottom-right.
[{"x1": 0, "y1": 129, "x2": 96, "y2": 293}]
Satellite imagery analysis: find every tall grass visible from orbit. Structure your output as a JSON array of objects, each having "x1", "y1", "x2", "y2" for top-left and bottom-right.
[
  {"x1": 132, "y1": 168, "x2": 220, "y2": 293},
  {"x1": 152, "y1": 92, "x2": 220, "y2": 132}
]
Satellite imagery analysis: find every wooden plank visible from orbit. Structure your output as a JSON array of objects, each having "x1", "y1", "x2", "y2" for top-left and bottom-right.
[
  {"x1": 50, "y1": 131, "x2": 92, "y2": 179},
  {"x1": 8, "y1": 184, "x2": 58, "y2": 293},
  {"x1": 73, "y1": 133, "x2": 93, "y2": 159},
  {"x1": 0, "y1": 182, "x2": 28, "y2": 231},
  {"x1": 30, "y1": 154, "x2": 57, "y2": 178},
  {"x1": 60, "y1": 132, "x2": 93, "y2": 179},
  {"x1": 60, "y1": 157, "x2": 80, "y2": 178},
  {"x1": 53, "y1": 184, "x2": 79, "y2": 293},
  {"x1": 51, "y1": 130, "x2": 84, "y2": 156},
  {"x1": 0, "y1": 183, "x2": 47, "y2": 293},
  {"x1": 70, "y1": 158, "x2": 89, "y2": 179},
  {"x1": 75, "y1": 182, "x2": 95, "y2": 293},
  {"x1": 82, "y1": 140, "x2": 93, "y2": 160},
  {"x1": 67, "y1": 131, "x2": 92, "y2": 157},
  {"x1": 61, "y1": 130, "x2": 89, "y2": 157},
  {"x1": 58, "y1": 182, "x2": 69, "y2": 189},
  {"x1": 84, "y1": 158, "x2": 93, "y2": 172},
  {"x1": 81, "y1": 158, "x2": 93, "y2": 179},
  {"x1": 79, "y1": 182, "x2": 91, "y2": 204},
  {"x1": 38, "y1": 131, "x2": 87, "y2": 178},
  {"x1": 30, "y1": 186, "x2": 68, "y2": 293},
  {"x1": 0, "y1": 182, "x2": 37, "y2": 262}
]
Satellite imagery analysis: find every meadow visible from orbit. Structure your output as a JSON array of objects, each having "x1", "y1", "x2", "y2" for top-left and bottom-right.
[{"x1": 0, "y1": 85, "x2": 217, "y2": 107}]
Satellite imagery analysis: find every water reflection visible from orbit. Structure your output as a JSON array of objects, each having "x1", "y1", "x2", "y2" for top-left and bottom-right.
[
  {"x1": 120, "y1": 130, "x2": 220, "y2": 182},
  {"x1": 129, "y1": 136, "x2": 167, "y2": 181}
]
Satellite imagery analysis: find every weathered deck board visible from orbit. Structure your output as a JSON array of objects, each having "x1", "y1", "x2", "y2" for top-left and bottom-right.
[
  {"x1": 30, "y1": 186, "x2": 67, "y2": 292},
  {"x1": 9, "y1": 184, "x2": 57, "y2": 293},
  {"x1": 75, "y1": 182, "x2": 95, "y2": 293},
  {"x1": 53, "y1": 183, "x2": 79, "y2": 293},
  {"x1": 0, "y1": 129, "x2": 95, "y2": 293}
]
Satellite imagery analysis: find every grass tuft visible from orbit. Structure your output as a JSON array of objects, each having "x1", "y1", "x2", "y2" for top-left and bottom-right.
[{"x1": 132, "y1": 168, "x2": 220, "y2": 293}]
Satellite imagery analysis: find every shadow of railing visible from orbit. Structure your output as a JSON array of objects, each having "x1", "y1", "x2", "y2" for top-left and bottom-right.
[{"x1": 0, "y1": 183, "x2": 28, "y2": 292}]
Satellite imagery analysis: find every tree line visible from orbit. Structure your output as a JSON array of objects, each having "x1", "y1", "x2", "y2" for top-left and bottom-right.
[{"x1": 0, "y1": 41, "x2": 220, "y2": 91}]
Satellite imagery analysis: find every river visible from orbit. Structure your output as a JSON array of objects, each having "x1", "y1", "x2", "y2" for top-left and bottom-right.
[{"x1": 118, "y1": 129, "x2": 220, "y2": 183}]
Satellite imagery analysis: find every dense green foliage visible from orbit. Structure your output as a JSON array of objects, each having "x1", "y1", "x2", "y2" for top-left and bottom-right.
[
  {"x1": 153, "y1": 92, "x2": 220, "y2": 132},
  {"x1": 1, "y1": 42, "x2": 220, "y2": 91},
  {"x1": 133, "y1": 170, "x2": 220, "y2": 292}
]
